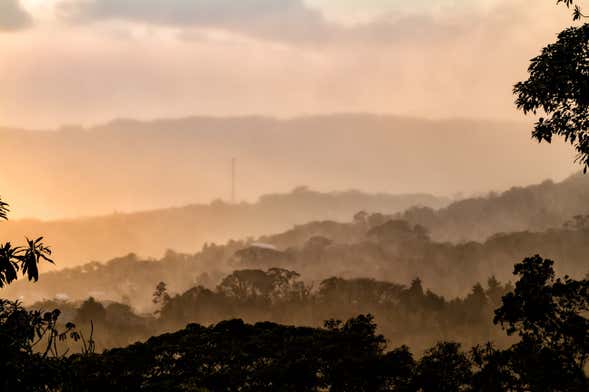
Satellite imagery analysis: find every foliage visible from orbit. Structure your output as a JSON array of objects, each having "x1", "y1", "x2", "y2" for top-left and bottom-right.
[
  {"x1": 0, "y1": 196, "x2": 92, "y2": 390},
  {"x1": 413, "y1": 342, "x2": 472, "y2": 392},
  {"x1": 58, "y1": 315, "x2": 394, "y2": 391},
  {"x1": 0, "y1": 198, "x2": 54, "y2": 287},
  {"x1": 557, "y1": 0, "x2": 588, "y2": 21},
  {"x1": 493, "y1": 255, "x2": 589, "y2": 388},
  {"x1": 0, "y1": 197, "x2": 8, "y2": 221},
  {"x1": 8, "y1": 201, "x2": 589, "y2": 312},
  {"x1": 0, "y1": 236, "x2": 53, "y2": 287},
  {"x1": 30, "y1": 267, "x2": 512, "y2": 353},
  {"x1": 37, "y1": 256, "x2": 588, "y2": 390},
  {"x1": 515, "y1": 4, "x2": 589, "y2": 170},
  {"x1": 1, "y1": 211, "x2": 588, "y2": 391},
  {"x1": 217, "y1": 268, "x2": 308, "y2": 305},
  {"x1": 152, "y1": 281, "x2": 171, "y2": 314}
]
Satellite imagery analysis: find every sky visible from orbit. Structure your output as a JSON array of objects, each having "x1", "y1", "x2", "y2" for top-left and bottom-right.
[{"x1": 0, "y1": 0, "x2": 576, "y2": 128}]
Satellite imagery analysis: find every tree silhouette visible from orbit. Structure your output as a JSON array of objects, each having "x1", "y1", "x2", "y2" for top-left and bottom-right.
[
  {"x1": 493, "y1": 255, "x2": 589, "y2": 390},
  {"x1": 558, "y1": 0, "x2": 588, "y2": 20},
  {"x1": 152, "y1": 281, "x2": 171, "y2": 306},
  {"x1": 0, "y1": 198, "x2": 53, "y2": 287},
  {"x1": 215, "y1": 268, "x2": 309, "y2": 310},
  {"x1": 0, "y1": 197, "x2": 8, "y2": 220},
  {"x1": 0, "y1": 196, "x2": 89, "y2": 390},
  {"x1": 413, "y1": 342, "x2": 472, "y2": 392},
  {"x1": 515, "y1": 7, "x2": 589, "y2": 171}
]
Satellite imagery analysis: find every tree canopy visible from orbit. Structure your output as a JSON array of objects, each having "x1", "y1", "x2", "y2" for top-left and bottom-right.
[{"x1": 515, "y1": 3, "x2": 589, "y2": 171}]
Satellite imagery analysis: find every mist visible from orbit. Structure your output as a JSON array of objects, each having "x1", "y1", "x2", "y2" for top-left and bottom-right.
[
  {"x1": 0, "y1": 115, "x2": 575, "y2": 220},
  {"x1": 1, "y1": 0, "x2": 588, "y2": 389}
]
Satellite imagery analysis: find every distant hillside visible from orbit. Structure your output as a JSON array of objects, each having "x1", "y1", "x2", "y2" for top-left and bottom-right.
[
  {"x1": 0, "y1": 188, "x2": 447, "y2": 267},
  {"x1": 399, "y1": 173, "x2": 589, "y2": 242},
  {"x1": 0, "y1": 114, "x2": 574, "y2": 220},
  {"x1": 3, "y1": 211, "x2": 588, "y2": 311},
  {"x1": 2, "y1": 173, "x2": 588, "y2": 269}
]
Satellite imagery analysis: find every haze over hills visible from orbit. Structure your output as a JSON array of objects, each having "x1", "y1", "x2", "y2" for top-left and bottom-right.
[
  {"x1": 0, "y1": 114, "x2": 575, "y2": 220},
  {"x1": 0, "y1": 172, "x2": 587, "y2": 273},
  {"x1": 400, "y1": 173, "x2": 589, "y2": 242},
  {"x1": 0, "y1": 113, "x2": 583, "y2": 271},
  {"x1": 3, "y1": 180, "x2": 588, "y2": 310},
  {"x1": 0, "y1": 188, "x2": 448, "y2": 268}
]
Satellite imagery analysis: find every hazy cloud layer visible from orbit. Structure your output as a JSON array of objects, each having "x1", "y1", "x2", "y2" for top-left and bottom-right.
[
  {"x1": 55, "y1": 0, "x2": 509, "y2": 45},
  {"x1": 0, "y1": 0, "x2": 32, "y2": 31},
  {"x1": 58, "y1": 0, "x2": 331, "y2": 42},
  {"x1": 0, "y1": 0, "x2": 574, "y2": 128}
]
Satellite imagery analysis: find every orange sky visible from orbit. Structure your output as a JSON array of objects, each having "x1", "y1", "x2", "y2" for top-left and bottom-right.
[{"x1": 0, "y1": 0, "x2": 577, "y2": 129}]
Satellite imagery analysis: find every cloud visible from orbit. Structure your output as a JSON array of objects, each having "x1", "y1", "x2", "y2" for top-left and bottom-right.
[
  {"x1": 56, "y1": 0, "x2": 545, "y2": 47},
  {"x1": 0, "y1": 0, "x2": 573, "y2": 129},
  {"x1": 58, "y1": 0, "x2": 331, "y2": 42},
  {"x1": 0, "y1": 0, "x2": 32, "y2": 31}
]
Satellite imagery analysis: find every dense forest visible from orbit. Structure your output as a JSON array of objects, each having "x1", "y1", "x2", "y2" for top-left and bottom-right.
[
  {"x1": 4, "y1": 195, "x2": 589, "y2": 307},
  {"x1": 26, "y1": 265, "x2": 516, "y2": 353},
  {"x1": 3, "y1": 255, "x2": 588, "y2": 391},
  {"x1": 2, "y1": 172, "x2": 588, "y2": 391}
]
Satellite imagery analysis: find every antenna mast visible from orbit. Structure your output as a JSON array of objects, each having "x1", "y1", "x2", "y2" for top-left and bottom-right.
[{"x1": 231, "y1": 158, "x2": 236, "y2": 204}]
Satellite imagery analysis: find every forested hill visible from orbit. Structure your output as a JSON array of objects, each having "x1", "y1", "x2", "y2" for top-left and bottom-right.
[
  {"x1": 1, "y1": 173, "x2": 588, "y2": 269},
  {"x1": 3, "y1": 211, "x2": 588, "y2": 310},
  {"x1": 0, "y1": 188, "x2": 446, "y2": 267},
  {"x1": 399, "y1": 173, "x2": 589, "y2": 242}
]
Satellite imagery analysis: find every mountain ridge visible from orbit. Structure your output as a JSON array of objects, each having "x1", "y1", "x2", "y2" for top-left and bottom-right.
[{"x1": 0, "y1": 114, "x2": 574, "y2": 220}]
